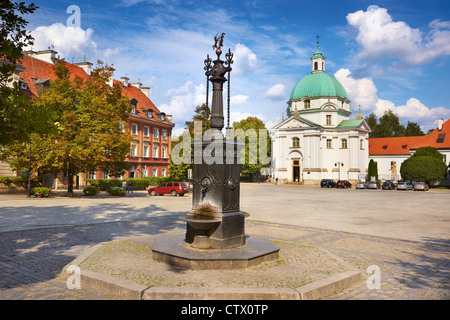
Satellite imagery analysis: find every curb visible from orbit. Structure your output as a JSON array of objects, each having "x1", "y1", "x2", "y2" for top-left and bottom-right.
[{"x1": 58, "y1": 238, "x2": 362, "y2": 300}]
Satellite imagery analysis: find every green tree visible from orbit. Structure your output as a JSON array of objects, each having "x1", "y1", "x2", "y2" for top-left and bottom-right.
[
  {"x1": 400, "y1": 147, "x2": 447, "y2": 184},
  {"x1": 232, "y1": 116, "x2": 271, "y2": 180},
  {"x1": 368, "y1": 159, "x2": 378, "y2": 181},
  {"x1": 366, "y1": 113, "x2": 378, "y2": 138},
  {"x1": 371, "y1": 110, "x2": 405, "y2": 138},
  {"x1": 405, "y1": 121, "x2": 425, "y2": 137},
  {"x1": 400, "y1": 157, "x2": 447, "y2": 184},
  {"x1": 185, "y1": 103, "x2": 211, "y2": 139},
  {"x1": 412, "y1": 146, "x2": 443, "y2": 161},
  {"x1": 0, "y1": 1, "x2": 38, "y2": 145},
  {"x1": 3, "y1": 60, "x2": 133, "y2": 196}
]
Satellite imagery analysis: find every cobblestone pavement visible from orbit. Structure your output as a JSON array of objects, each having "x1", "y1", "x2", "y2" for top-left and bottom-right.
[{"x1": 0, "y1": 214, "x2": 448, "y2": 300}]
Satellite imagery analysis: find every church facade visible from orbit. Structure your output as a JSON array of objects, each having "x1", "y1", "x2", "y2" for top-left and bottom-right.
[{"x1": 271, "y1": 46, "x2": 371, "y2": 184}]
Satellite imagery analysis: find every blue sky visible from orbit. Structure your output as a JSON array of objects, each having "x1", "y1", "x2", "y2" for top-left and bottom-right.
[{"x1": 25, "y1": 0, "x2": 450, "y2": 135}]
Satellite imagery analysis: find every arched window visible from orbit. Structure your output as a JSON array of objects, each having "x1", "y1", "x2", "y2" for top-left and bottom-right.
[
  {"x1": 292, "y1": 137, "x2": 300, "y2": 148},
  {"x1": 314, "y1": 62, "x2": 318, "y2": 70}
]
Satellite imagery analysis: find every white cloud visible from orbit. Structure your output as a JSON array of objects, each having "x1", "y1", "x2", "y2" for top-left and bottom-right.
[
  {"x1": 334, "y1": 68, "x2": 450, "y2": 126},
  {"x1": 232, "y1": 44, "x2": 257, "y2": 75},
  {"x1": 159, "y1": 81, "x2": 205, "y2": 124},
  {"x1": 231, "y1": 94, "x2": 249, "y2": 105},
  {"x1": 264, "y1": 84, "x2": 286, "y2": 101},
  {"x1": 334, "y1": 68, "x2": 378, "y2": 111},
  {"x1": 346, "y1": 6, "x2": 450, "y2": 66},
  {"x1": 28, "y1": 23, "x2": 97, "y2": 60}
]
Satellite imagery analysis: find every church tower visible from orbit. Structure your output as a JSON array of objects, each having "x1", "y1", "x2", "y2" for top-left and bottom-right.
[{"x1": 311, "y1": 35, "x2": 325, "y2": 73}]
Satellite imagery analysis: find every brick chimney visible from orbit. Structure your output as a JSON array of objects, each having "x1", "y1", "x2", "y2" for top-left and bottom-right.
[
  {"x1": 120, "y1": 76, "x2": 129, "y2": 87},
  {"x1": 438, "y1": 118, "x2": 444, "y2": 131},
  {"x1": 74, "y1": 61, "x2": 93, "y2": 76},
  {"x1": 141, "y1": 86, "x2": 150, "y2": 98}
]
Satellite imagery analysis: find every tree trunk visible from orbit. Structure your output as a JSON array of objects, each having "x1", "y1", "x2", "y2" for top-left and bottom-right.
[{"x1": 67, "y1": 160, "x2": 74, "y2": 197}]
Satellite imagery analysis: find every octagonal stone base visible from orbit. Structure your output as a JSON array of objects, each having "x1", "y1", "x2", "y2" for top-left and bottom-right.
[{"x1": 152, "y1": 234, "x2": 279, "y2": 270}]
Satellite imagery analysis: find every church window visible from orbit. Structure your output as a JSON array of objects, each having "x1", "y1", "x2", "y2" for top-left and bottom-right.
[
  {"x1": 292, "y1": 137, "x2": 300, "y2": 148},
  {"x1": 304, "y1": 100, "x2": 310, "y2": 109},
  {"x1": 341, "y1": 139, "x2": 347, "y2": 149},
  {"x1": 326, "y1": 115, "x2": 332, "y2": 126},
  {"x1": 327, "y1": 139, "x2": 332, "y2": 149},
  {"x1": 314, "y1": 62, "x2": 318, "y2": 70},
  {"x1": 360, "y1": 139, "x2": 364, "y2": 149}
]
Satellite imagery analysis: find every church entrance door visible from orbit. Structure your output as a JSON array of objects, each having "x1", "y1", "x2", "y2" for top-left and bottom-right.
[{"x1": 292, "y1": 160, "x2": 300, "y2": 182}]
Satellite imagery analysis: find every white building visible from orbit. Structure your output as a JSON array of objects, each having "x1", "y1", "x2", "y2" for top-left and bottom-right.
[
  {"x1": 369, "y1": 118, "x2": 450, "y2": 182},
  {"x1": 271, "y1": 46, "x2": 370, "y2": 184}
]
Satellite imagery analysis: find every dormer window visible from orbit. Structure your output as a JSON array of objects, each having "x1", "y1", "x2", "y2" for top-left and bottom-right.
[
  {"x1": 304, "y1": 100, "x2": 310, "y2": 109},
  {"x1": 130, "y1": 98, "x2": 138, "y2": 114}
]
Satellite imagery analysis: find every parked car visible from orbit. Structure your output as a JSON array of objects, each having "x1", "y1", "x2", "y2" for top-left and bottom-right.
[
  {"x1": 320, "y1": 179, "x2": 337, "y2": 188},
  {"x1": 148, "y1": 182, "x2": 189, "y2": 196},
  {"x1": 367, "y1": 181, "x2": 381, "y2": 189},
  {"x1": 382, "y1": 181, "x2": 396, "y2": 190},
  {"x1": 397, "y1": 181, "x2": 413, "y2": 190},
  {"x1": 336, "y1": 180, "x2": 352, "y2": 188},
  {"x1": 413, "y1": 182, "x2": 429, "y2": 191},
  {"x1": 355, "y1": 181, "x2": 366, "y2": 189}
]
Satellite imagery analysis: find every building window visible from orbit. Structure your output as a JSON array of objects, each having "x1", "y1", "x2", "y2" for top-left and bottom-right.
[
  {"x1": 131, "y1": 105, "x2": 136, "y2": 114},
  {"x1": 162, "y1": 129, "x2": 167, "y2": 140},
  {"x1": 153, "y1": 128, "x2": 159, "y2": 139},
  {"x1": 162, "y1": 168, "x2": 166, "y2": 177},
  {"x1": 131, "y1": 144, "x2": 138, "y2": 157},
  {"x1": 153, "y1": 168, "x2": 158, "y2": 177},
  {"x1": 143, "y1": 167, "x2": 148, "y2": 177},
  {"x1": 143, "y1": 126, "x2": 149, "y2": 137},
  {"x1": 391, "y1": 161, "x2": 397, "y2": 174},
  {"x1": 103, "y1": 172, "x2": 109, "y2": 179},
  {"x1": 326, "y1": 115, "x2": 332, "y2": 126},
  {"x1": 89, "y1": 171, "x2": 96, "y2": 179},
  {"x1": 131, "y1": 124, "x2": 138, "y2": 135},
  {"x1": 292, "y1": 137, "x2": 300, "y2": 148},
  {"x1": 153, "y1": 146, "x2": 159, "y2": 158},
  {"x1": 360, "y1": 139, "x2": 364, "y2": 150},
  {"x1": 314, "y1": 62, "x2": 318, "y2": 71},
  {"x1": 143, "y1": 144, "x2": 149, "y2": 157},
  {"x1": 327, "y1": 139, "x2": 332, "y2": 149},
  {"x1": 341, "y1": 139, "x2": 347, "y2": 149},
  {"x1": 162, "y1": 147, "x2": 167, "y2": 158},
  {"x1": 304, "y1": 100, "x2": 310, "y2": 109}
]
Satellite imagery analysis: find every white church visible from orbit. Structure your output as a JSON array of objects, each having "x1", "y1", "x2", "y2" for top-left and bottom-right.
[{"x1": 271, "y1": 44, "x2": 371, "y2": 184}]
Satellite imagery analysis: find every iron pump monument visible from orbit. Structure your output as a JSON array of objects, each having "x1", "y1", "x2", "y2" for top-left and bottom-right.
[{"x1": 152, "y1": 34, "x2": 279, "y2": 269}]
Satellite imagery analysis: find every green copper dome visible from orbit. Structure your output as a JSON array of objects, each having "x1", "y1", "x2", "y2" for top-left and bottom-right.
[{"x1": 289, "y1": 72, "x2": 348, "y2": 101}]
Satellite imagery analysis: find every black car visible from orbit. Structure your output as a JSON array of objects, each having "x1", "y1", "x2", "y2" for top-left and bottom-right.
[
  {"x1": 320, "y1": 179, "x2": 336, "y2": 188},
  {"x1": 382, "y1": 181, "x2": 396, "y2": 190}
]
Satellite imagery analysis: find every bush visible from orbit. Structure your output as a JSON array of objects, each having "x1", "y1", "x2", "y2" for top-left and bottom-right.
[
  {"x1": 86, "y1": 177, "x2": 172, "y2": 191},
  {"x1": 31, "y1": 187, "x2": 52, "y2": 198},
  {"x1": 106, "y1": 186, "x2": 126, "y2": 196},
  {"x1": 400, "y1": 156, "x2": 447, "y2": 183},
  {"x1": 85, "y1": 179, "x2": 122, "y2": 190},
  {"x1": 83, "y1": 186, "x2": 99, "y2": 196}
]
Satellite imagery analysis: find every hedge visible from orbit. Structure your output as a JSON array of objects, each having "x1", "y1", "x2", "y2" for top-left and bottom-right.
[{"x1": 85, "y1": 177, "x2": 171, "y2": 190}]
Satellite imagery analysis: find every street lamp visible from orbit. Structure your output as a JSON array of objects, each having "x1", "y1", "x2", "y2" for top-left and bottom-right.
[{"x1": 335, "y1": 161, "x2": 344, "y2": 180}]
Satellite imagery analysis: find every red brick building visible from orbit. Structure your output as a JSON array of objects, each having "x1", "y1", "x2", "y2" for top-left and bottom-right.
[{"x1": 13, "y1": 49, "x2": 174, "y2": 189}]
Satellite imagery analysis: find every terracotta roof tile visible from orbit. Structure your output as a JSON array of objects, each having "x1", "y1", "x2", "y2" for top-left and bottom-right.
[
  {"x1": 369, "y1": 119, "x2": 450, "y2": 155},
  {"x1": 369, "y1": 136, "x2": 425, "y2": 155},
  {"x1": 410, "y1": 119, "x2": 450, "y2": 149},
  {"x1": 18, "y1": 54, "x2": 172, "y2": 125}
]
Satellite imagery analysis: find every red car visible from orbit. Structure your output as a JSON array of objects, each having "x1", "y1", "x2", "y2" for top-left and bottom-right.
[
  {"x1": 148, "y1": 182, "x2": 189, "y2": 196},
  {"x1": 336, "y1": 180, "x2": 352, "y2": 188}
]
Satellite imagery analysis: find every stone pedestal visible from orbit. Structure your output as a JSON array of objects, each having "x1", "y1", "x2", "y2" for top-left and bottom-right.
[{"x1": 186, "y1": 137, "x2": 246, "y2": 249}]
